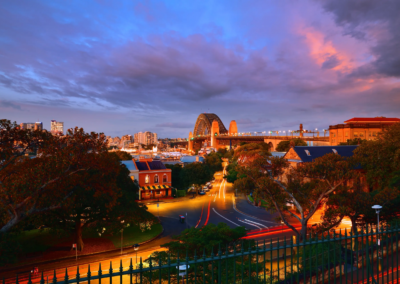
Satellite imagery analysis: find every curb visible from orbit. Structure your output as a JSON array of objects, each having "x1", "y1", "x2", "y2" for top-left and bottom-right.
[
  {"x1": 232, "y1": 196, "x2": 277, "y2": 224},
  {"x1": 0, "y1": 224, "x2": 165, "y2": 273}
]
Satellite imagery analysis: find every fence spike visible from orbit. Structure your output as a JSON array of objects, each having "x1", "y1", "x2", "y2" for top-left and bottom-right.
[
  {"x1": 218, "y1": 243, "x2": 221, "y2": 256},
  {"x1": 120, "y1": 259, "x2": 123, "y2": 273},
  {"x1": 52, "y1": 269, "x2": 57, "y2": 284},
  {"x1": 27, "y1": 272, "x2": 31, "y2": 284},
  {"x1": 87, "y1": 264, "x2": 91, "y2": 280},
  {"x1": 130, "y1": 258, "x2": 133, "y2": 270},
  {"x1": 40, "y1": 272, "x2": 44, "y2": 284},
  {"x1": 16, "y1": 274, "x2": 18, "y2": 284},
  {"x1": 110, "y1": 260, "x2": 112, "y2": 273},
  {"x1": 76, "y1": 266, "x2": 79, "y2": 282},
  {"x1": 64, "y1": 268, "x2": 68, "y2": 282},
  {"x1": 99, "y1": 262, "x2": 102, "y2": 278}
]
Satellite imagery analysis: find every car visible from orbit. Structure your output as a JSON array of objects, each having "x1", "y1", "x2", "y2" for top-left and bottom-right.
[
  {"x1": 203, "y1": 185, "x2": 209, "y2": 192},
  {"x1": 198, "y1": 190, "x2": 206, "y2": 195}
]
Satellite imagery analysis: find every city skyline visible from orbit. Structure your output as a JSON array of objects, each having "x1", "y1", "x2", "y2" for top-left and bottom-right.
[{"x1": 1, "y1": 1, "x2": 399, "y2": 137}]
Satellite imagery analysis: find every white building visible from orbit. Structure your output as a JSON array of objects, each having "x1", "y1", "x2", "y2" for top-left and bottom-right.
[{"x1": 50, "y1": 120, "x2": 64, "y2": 134}]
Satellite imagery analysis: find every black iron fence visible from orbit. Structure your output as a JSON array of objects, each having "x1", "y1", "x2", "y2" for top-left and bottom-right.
[{"x1": 9, "y1": 225, "x2": 400, "y2": 283}]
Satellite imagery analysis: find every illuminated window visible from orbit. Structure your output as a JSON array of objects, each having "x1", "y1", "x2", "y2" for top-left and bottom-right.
[
  {"x1": 154, "y1": 175, "x2": 159, "y2": 183},
  {"x1": 145, "y1": 175, "x2": 149, "y2": 184},
  {"x1": 369, "y1": 132, "x2": 372, "y2": 137},
  {"x1": 305, "y1": 150, "x2": 311, "y2": 156},
  {"x1": 373, "y1": 132, "x2": 377, "y2": 137},
  {"x1": 345, "y1": 132, "x2": 348, "y2": 137},
  {"x1": 163, "y1": 174, "x2": 167, "y2": 183},
  {"x1": 359, "y1": 132, "x2": 364, "y2": 137},
  {"x1": 354, "y1": 132, "x2": 358, "y2": 137},
  {"x1": 332, "y1": 149, "x2": 338, "y2": 154}
]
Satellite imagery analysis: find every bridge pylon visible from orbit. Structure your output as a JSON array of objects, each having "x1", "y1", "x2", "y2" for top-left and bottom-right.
[
  {"x1": 188, "y1": 131, "x2": 193, "y2": 152},
  {"x1": 211, "y1": 121, "x2": 219, "y2": 148},
  {"x1": 229, "y1": 120, "x2": 238, "y2": 135}
]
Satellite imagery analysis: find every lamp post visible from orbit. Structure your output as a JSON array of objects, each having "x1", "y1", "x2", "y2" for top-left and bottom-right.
[
  {"x1": 120, "y1": 220, "x2": 125, "y2": 255},
  {"x1": 134, "y1": 244, "x2": 140, "y2": 282},
  {"x1": 372, "y1": 205, "x2": 382, "y2": 271}
]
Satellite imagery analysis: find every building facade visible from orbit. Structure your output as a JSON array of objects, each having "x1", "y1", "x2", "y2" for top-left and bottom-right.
[
  {"x1": 134, "y1": 132, "x2": 158, "y2": 146},
  {"x1": 133, "y1": 157, "x2": 172, "y2": 200},
  {"x1": 50, "y1": 120, "x2": 64, "y2": 134},
  {"x1": 19, "y1": 122, "x2": 43, "y2": 131},
  {"x1": 329, "y1": 117, "x2": 400, "y2": 145}
]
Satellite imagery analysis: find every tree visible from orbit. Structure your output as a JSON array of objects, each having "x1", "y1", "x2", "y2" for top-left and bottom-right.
[
  {"x1": 180, "y1": 163, "x2": 213, "y2": 190},
  {"x1": 205, "y1": 152, "x2": 222, "y2": 173},
  {"x1": 276, "y1": 138, "x2": 307, "y2": 152},
  {"x1": 352, "y1": 123, "x2": 400, "y2": 189},
  {"x1": 235, "y1": 143, "x2": 353, "y2": 241},
  {"x1": 0, "y1": 122, "x2": 112, "y2": 233},
  {"x1": 165, "y1": 164, "x2": 184, "y2": 191},
  {"x1": 338, "y1": 138, "x2": 366, "y2": 145},
  {"x1": 225, "y1": 162, "x2": 239, "y2": 183},
  {"x1": 142, "y1": 224, "x2": 267, "y2": 283},
  {"x1": 110, "y1": 150, "x2": 133, "y2": 161},
  {"x1": 34, "y1": 158, "x2": 154, "y2": 251}
]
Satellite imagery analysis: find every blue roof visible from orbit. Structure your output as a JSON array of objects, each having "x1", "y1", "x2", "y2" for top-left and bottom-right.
[
  {"x1": 180, "y1": 156, "x2": 205, "y2": 163},
  {"x1": 291, "y1": 146, "x2": 358, "y2": 163},
  {"x1": 121, "y1": 160, "x2": 137, "y2": 171}
]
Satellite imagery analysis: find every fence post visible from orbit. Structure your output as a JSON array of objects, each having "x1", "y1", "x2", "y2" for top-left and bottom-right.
[
  {"x1": 119, "y1": 259, "x2": 123, "y2": 284},
  {"x1": 218, "y1": 243, "x2": 222, "y2": 283},
  {"x1": 64, "y1": 268, "x2": 68, "y2": 284},
  {"x1": 129, "y1": 258, "x2": 133, "y2": 284},
  {"x1": 109, "y1": 261, "x2": 113, "y2": 283},
  {"x1": 87, "y1": 265, "x2": 91, "y2": 284},
  {"x1": 99, "y1": 263, "x2": 102, "y2": 284},
  {"x1": 76, "y1": 266, "x2": 80, "y2": 284}
]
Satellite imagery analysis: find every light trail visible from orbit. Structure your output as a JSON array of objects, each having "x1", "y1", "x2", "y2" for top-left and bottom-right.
[
  {"x1": 212, "y1": 208, "x2": 240, "y2": 226},
  {"x1": 245, "y1": 219, "x2": 268, "y2": 228},
  {"x1": 238, "y1": 218, "x2": 262, "y2": 230},
  {"x1": 203, "y1": 199, "x2": 212, "y2": 226},
  {"x1": 195, "y1": 204, "x2": 205, "y2": 228}
]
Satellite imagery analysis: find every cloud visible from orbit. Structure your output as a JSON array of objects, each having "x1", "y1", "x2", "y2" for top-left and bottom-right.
[
  {"x1": 0, "y1": 100, "x2": 22, "y2": 110},
  {"x1": 156, "y1": 122, "x2": 192, "y2": 128}
]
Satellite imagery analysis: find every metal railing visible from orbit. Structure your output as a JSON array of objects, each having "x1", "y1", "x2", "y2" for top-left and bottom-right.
[{"x1": 10, "y1": 225, "x2": 400, "y2": 283}]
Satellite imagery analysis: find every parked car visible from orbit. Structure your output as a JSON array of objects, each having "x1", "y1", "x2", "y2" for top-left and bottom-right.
[
  {"x1": 203, "y1": 185, "x2": 209, "y2": 192},
  {"x1": 198, "y1": 190, "x2": 206, "y2": 195},
  {"x1": 206, "y1": 182, "x2": 212, "y2": 189}
]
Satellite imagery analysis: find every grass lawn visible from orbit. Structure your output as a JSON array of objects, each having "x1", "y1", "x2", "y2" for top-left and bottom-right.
[
  {"x1": 17, "y1": 229, "x2": 69, "y2": 254},
  {"x1": 16, "y1": 222, "x2": 163, "y2": 255},
  {"x1": 105, "y1": 223, "x2": 163, "y2": 248}
]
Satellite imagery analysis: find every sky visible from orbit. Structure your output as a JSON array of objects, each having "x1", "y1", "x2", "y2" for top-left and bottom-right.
[{"x1": 1, "y1": 0, "x2": 399, "y2": 138}]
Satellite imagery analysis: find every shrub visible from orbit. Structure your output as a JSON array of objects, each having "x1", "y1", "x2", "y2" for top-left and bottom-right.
[{"x1": 176, "y1": 190, "x2": 186, "y2": 197}]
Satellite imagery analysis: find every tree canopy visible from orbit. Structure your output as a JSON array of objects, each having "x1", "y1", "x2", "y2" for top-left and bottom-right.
[
  {"x1": 110, "y1": 150, "x2": 133, "y2": 161},
  {"x1": 234, "y1": 143, "x2": 354, "y2": 240},
  {"x1": 276, "y1": 138, "x2": 307, "y2": 152}
]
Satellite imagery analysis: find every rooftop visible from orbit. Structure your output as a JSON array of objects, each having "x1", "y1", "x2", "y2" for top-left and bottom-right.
[
  {"x1": 288, "y1": 146, "x2": 358, "y2": 163},
  {"x1": 344, "y1": 117, "x2": 400, "y2": 123},
  {"x1": 121, "y1": 160, "x2": 138, "y2": 171}
]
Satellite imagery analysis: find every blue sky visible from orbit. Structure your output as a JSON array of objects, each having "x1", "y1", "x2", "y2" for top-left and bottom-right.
[{"x1": 1, "y1": 0, "x2": 399, "y2": 138}]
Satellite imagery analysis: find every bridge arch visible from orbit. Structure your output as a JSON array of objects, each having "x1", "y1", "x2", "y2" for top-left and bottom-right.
[{"x1": 193, "y1": 113, "x2": 228, "y2": 136}]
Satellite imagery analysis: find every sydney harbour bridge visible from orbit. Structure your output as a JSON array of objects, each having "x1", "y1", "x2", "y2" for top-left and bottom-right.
[{"x1": 173, "y1": 113, "x2": 329, "y2": 151}]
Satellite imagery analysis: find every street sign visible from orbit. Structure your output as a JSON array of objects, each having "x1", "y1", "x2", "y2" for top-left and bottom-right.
[{"x1": 72, "y1": 243, "x2": 77, "y2": 248}]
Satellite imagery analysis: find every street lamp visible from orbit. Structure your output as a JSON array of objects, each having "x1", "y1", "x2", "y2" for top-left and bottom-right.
[
  {"x1": 134, "y1": 244, "x2": 140, "y2": 282},
  {"x1": 372, "y1": 205, "x2": 382, "y2": 271},
  {"x1": 120, "y1": 220, "x2": 125, "y2": 255}
]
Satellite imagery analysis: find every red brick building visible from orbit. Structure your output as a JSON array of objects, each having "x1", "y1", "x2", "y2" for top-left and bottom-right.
[{"x1": 133, "y1": 158, "x2": 172, "y2": 200}]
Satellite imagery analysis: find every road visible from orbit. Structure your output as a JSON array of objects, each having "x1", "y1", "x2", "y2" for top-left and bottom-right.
[{"x1": 1, "y1": 169, "x2": 352, "y2": 283}]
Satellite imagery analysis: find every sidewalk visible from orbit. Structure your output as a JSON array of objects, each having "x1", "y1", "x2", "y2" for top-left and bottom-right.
[{"x1": 137, "y1": 195, "x2": 197, "y2": 204}]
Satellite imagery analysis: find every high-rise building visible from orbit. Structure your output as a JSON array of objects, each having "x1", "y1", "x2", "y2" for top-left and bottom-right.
[
  {"x1": 19, "y1": 122, "x2": 41, "y2": 131},
  {"x1": 50, "y1": 120, "x2": 64, "y2": 134},
  {"x1": 134, "y1": 132, "x2": 158, "y2": 145}
]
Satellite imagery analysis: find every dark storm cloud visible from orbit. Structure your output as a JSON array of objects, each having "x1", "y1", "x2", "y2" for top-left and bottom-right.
[{"x1": 322, "y1": 0, "x2": 400, "y2": 77}]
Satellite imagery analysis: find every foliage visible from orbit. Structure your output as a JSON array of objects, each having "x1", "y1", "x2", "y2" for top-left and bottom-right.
[
  {"x1": 339, "y1": 138, "x2": 367, "y2": 145},
  {"x1": 33, "y1": 160, "x2": 155, "y2": 251},
  {"x1": 276, "y1": 138, "x2": 307, "y2": 152},
  {"x1": 205, "y1": 151, "x2": 223, "y2": 173},
  {"x1": 234, "y1": 143, "x2": 354, "y2": 241},
  {"x1": 0, "y1": 122, "x2": 113, "y2": 233},
  {"x1": 225, "y1": 162, "x2": 239, "y2": 183},
  {"x1": 142, "y1": 223, "x2": 265, "y2": 283},
  {"x1": 165, "y1": 164, "x2": 184, "y2": 190},
  {"x1": 109, "y1": 150, "x2": 133, "y2": 161},
  {"x1": 180, "y1": 163, "x2": 214, "y2": 190},
  {"x1": 176, "y1": 190, "x2": 187, "y2": 197},
  {"x1": 352, "y1": 123, "x2": 400, "y2": 189}
]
